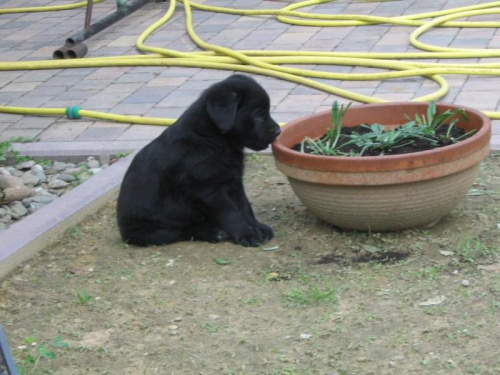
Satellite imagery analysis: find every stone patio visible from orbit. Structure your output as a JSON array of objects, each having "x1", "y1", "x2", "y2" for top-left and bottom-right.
[{"x1": 0, "y1": 0, "x2": 499, "y2": 154}]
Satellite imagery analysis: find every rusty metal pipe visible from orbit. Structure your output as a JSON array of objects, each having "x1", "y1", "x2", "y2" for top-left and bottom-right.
[
  {"x1": 84, "y1": 0, "x2": 93, "y2": 30},
  {"x1": 65, "y1": 0, "x2": 150, "y2": 47}
]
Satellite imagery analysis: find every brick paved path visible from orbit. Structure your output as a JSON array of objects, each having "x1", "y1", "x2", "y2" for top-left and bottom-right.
[{"x1": 0, "y1": 0, "x2": 499, "y2": 154}]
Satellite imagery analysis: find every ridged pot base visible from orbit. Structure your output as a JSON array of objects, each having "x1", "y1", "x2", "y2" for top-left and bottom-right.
[{"x1": 287, "y1": 165, "x2": 479, "y2": 232}]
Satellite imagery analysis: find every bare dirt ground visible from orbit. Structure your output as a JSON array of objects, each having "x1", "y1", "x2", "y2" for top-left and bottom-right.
[{"x1": 1, "y1": 154, "x2": 500, "y2": 375}]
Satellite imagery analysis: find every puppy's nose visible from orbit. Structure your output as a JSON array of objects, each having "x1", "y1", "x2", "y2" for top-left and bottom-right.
[{"x1": 274, "y1": 127, "x2": 281, "y2": 137}]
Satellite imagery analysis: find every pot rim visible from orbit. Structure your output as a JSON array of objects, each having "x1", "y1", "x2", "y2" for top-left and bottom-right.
[{"x1": 272, "y1": 101, "x2": 491, "y2": 173}]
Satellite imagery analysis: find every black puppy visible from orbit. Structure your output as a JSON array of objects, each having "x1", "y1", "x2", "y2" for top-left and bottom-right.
[{"x1": 117, "y1": 74, "x2": 281, "y2": 247}]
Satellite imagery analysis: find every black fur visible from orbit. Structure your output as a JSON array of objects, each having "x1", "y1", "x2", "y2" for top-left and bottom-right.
[{"x1": 116, "y1": 74, "x2": 281, "y2": 247}]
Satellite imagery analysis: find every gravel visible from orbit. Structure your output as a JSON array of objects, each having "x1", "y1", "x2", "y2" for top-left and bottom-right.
[{"x1": 0, "y1": 156, "x2": 111, "y2": 232}]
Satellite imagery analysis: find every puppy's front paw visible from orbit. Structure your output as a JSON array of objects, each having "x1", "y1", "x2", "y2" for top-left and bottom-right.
[
  {"x1": 233, "y1": 227, "x2": 264, "y2": 247},
  {"x1": 254, "y1": 222, "x2": 274, "y2": 243}
]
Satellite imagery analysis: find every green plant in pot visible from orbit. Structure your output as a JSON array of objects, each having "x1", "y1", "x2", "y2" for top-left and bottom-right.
[{"x1": 271, "y1": 101, "x2": 491, "y2": 232}]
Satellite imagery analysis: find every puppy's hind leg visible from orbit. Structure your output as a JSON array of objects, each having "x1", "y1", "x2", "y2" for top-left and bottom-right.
[
  {"x1": 122, "y1": 227, "x2": 184, "y2": 247},
  {"x1": 190, "y1": 220, "x2": 227, "y2": 243}
]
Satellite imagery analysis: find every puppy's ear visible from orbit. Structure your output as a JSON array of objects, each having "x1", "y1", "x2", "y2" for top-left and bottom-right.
[{"x1": 206, "y1": 90, "x2": 240, "y2": 134}]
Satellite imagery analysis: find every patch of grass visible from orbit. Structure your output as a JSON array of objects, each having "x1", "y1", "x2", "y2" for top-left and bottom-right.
[
  {"x1": 0, "y1": 137, "x2": 40, "y2": 164},
  {"x1": 202, "y1": 322, "x2": 220, "y2": 334},
  {"x1": 115, "y1": 151, "x2": 131, "y2": 159},
  {"x1": 286, "y1": 284, "x2": 340, "y2": 307},
  {"x1": 415, "y1": 265, "x2": 444, "y2": 281},
  {"x1": 66, "y1": 225, "x2": 83, "y2": 240},
  {"x1": 455, "y1": 238, "x2": 499, "y2": 264}
]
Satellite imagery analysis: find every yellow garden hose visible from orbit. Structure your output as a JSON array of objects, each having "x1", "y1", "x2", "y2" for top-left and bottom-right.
[
  {"x1": 0, "y1": 0, "x2": 104, "y2": 15},
  {"x1": 1, "y1": 0, "x2": 500, "y2": 127}
]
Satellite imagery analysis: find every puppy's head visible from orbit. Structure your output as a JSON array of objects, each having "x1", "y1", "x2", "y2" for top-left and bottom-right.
[{"x1": 205, "y1": 75, "x2": 281, "y2": 151}]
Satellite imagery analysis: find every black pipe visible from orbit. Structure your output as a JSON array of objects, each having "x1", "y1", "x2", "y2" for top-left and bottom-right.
[
  {"x1": 53, "y1": 0, "x2": 151, "y2": 59},
  {"x1": 65, "y1": 0, "x2": 151, "y2": 46},
  {"x1": 53, "y1": 43, "x2": 88, "y2": 59}
]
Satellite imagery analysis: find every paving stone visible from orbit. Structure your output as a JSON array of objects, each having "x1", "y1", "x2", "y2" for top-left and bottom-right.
[
  {"x1": 10, "y1": 117, "x2": 57, "y2": 130},
  {"x1": 455, "y1": 91, "x2": 499, "y2": 111},
  {"x1": 157, "y1": 90, "x2": 201, "y2": 108},
  {"x1": 145, "y1": 76, "x2": 190, "y2": 87},
  {"x1": 0, "y1": 129, "x2": 42, "y2": 142},
  {"x1": 274, "y1": 95, "x2": 327, "y2": 113},
  {"x1": 144, "y1": 107, "x2": 187, "y2": 120},
  {"x1": 117, "y1": 125, "x2": 165, "y2": 141},
  {"x1": 0, "y1": 82, "x2": 41, "y2": 92},
  {"x1": 75, "y1": 127, "x2": 128, "y2": 141},
  {"x1": 116, "y1": 73, "x2": 157, "y2": 83},
  {"x1": 121, "y1": 87, "x2": 171, "y2": 104},
  {"x1": 111, "y1": 103, "x2": 155, "y2": 115},
  {"x1": 38, "y1": 121, "x2": 92, "y2": 142}
]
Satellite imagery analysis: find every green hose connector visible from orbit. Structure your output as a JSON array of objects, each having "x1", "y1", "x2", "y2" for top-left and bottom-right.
[{"x1": 65, "y1": 106, "x2": 82, "y2": 120}]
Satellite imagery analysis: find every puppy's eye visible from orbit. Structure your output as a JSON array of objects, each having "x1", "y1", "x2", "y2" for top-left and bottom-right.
[{"x1": 254, "y1": 109, "x2": 265, "y2": 119}]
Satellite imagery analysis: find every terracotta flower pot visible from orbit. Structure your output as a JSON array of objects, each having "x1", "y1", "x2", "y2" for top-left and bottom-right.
[{"x1": 272, "y1": 102, "x2": 491, "y2": 231}]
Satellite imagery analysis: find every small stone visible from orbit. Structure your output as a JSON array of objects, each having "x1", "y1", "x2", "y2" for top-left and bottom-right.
[
  {"x1": 389, "y1": 361, "x2": 396, "y2": 367},
  {"x1": 0, "y1": 206, "x2": 10, "y2": 218},
  {"x1": 45, "y1": 166, "x2": 58, "y2": 175},
  {"x1": 452, "y1": 270, "x2": 459, "y2": 275},
  {"x1": 87, "y1": 156, "x2": 100, "y2": 169},
  {"x1": 31, "y1": 165, "x2": 47, "y2": 183},
  {"x1": 170, "y1": 330, "x2": 179, "y2": 336},
  {"x1": 53, "y1": 161, "x2": 69, "y2": 172},
  {"x1": 0, "y1": 167, "x2": 11, "y2": 176},
  {"x1": 7, "y1": 168, "x2": 22, "y2": 177},
  {"x1": 48, "y1": 180, "x2": 69, "y2": 189},
  {"x1": 21, "y1": 171, "x2": 39, "y2": 187},
  {"x1": 461, "y1": 280, "x2": 470, "y2": 287},
  {"x1": 99, "y1": 154, "x2": 110, "y2": 166},
  {"x1": 57, "y1": 173, "x2": 76, "y2": 182},
  {"x1": 89, "y1": 168, "x2": 102, "y2": 175},
  {"x1": 300, "y1": 333, "x2": 312, "y2": 340},
  {"x1": 64, "y1": 167, "x2": 85, "y2": 175},
  {"x1": 8, "y1": 201, "x2": 28, "y2": 220},
  {"x1": 28, "y1": 202, "x2": 46, "y2": 214},
  {"x1": 496, "y1": 223, "x2": 500, "y2": 230},
  {"x1": 440, "y1": 250, "x2": 454, "y2": 257},
  {"x1": 168, "y1": 325, "x2": 178, "y2": 330},
  {"x1": 1, "y1": 186, "x2": 33, "y2": 203},
  {"x1": 78, "y1": 172, "x2": 90, "y2": 182},
  {"x1": 31, "y1": 194, "x2": 57, "y2": 204},
  {"x1": 0, "y1": 222, "x2": 6, "y2": 231},
  {"x1": 209, "y1": 314, "x2": 220, "y2": 320},
  {"x1": 174, "y1": 317, "x2": 183, "y2": 322},
  {"x1": 0, "y1": 214, "x2": 11, "y2": 224},
  {"x1": 418, "y1": 295, "x2": 446, "y2": 306},
  {"x1": 16, "y1": 160, "x2": 35, "y2": 170},
  {"x1": 0, "y1": 175, "x2": 24, "y2": 189}
]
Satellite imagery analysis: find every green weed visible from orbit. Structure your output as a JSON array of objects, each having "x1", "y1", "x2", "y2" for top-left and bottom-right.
[
  {"x1": 286, "y1": 284, "x2": 340, "y2": 307},
  {"x1": 456, "y1": 238, "x2": 499, "y2": 264},
  {"x1": 17, "y1": 338, "x2": 62, "y2": 375},
  {"x1": 75, "y1": 290, "x2": 93, "y2": 305},
  {"x1": 300, "y1": 100, "x2": 473, "y2": 156}
]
